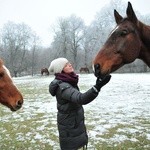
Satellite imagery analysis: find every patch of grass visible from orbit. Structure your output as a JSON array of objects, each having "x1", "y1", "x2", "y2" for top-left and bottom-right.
[
  {"x1": 0, "y1": 111, "x2": 58, "y2": 149},
  {"x1": 0, "y1": 76, "x2": 150, "y2": 149},
  {"x1": 85, "y1": 109, "x2": 150, "y2": 149}
]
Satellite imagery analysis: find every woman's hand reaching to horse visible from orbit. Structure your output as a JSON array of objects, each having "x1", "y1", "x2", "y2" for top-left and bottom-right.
[{"x1": 94, "y1": 75, "x2": 111, "y2": 92}]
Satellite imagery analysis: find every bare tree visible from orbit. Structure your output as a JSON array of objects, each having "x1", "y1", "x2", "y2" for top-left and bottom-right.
[
  {"x1": 67, "y1": 15, "x2": 85, "y2": 69},
  {"x1": 51, "y1": 17, "x2": 70, "y2": 58},
  {"x1": 51, "y1": 15, "x2": 85, "y2": 69},
  {"x1": 1, "y1": 22, "x2": 34, "y2": 76},
  {"x1": 30, "y1": 33, "x2": 40, "y2": 76}
]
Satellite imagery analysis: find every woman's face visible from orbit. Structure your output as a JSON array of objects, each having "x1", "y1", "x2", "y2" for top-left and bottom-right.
[{"x1": 63, "y1": 62, "x2": 74, "y2": 73}]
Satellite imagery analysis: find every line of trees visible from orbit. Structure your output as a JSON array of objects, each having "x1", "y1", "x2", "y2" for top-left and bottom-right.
[{"x1": 0, "y1": 0, "x2": 149, "y2": 77}]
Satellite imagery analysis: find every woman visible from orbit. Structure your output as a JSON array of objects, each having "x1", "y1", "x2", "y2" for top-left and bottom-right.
[{"x1": 49, "y1": 58, "x2": 111, "y2": 150}]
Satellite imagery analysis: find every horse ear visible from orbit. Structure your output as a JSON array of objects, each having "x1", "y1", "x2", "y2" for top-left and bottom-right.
[
  {"x1": 114, "y1": 9, "x2": 123, "y2": 24},
  {"x1": 126, "y1": 2, "x2": 137, "y2": 23}
]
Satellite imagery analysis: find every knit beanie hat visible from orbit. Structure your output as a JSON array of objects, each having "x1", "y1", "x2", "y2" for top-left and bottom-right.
[{"x1": 48, "y1": 58, "x2": 69, "y2": 74}]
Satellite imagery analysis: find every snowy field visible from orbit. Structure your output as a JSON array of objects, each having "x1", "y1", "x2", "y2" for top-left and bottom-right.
[{"x1": 0, "y1": 73, "x2": 149, "y2": 150}]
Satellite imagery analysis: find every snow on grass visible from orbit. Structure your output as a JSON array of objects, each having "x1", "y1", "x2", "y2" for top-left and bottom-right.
[{"x1": 0, "y1": 73, "x2": 150, "y2": 149}]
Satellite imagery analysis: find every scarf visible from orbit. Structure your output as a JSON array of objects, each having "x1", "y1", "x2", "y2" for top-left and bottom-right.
[{"x1": 55, "y1": 72, "x2": 79, "y2": 87}]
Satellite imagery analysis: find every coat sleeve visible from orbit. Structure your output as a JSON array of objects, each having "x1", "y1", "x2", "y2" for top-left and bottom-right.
[{"x1": 60, "y1": 83, "x2": 99, "y2": 105}]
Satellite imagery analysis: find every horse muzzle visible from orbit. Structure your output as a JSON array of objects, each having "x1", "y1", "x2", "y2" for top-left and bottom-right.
[
  {"x1": 10, "y1": 99, "x2": 23, "y2": 111},
  {"x1": 94, "y1": 64, "x2": 101, "y2": 77},
  {"x1": 94, "y1": 64, "x2": 108, "y2": 79}
]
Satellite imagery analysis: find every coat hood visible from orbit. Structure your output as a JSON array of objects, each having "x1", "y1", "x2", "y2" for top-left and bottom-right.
[{"x1": 49, "y1": 79, "x2": 61, "y2": 96}]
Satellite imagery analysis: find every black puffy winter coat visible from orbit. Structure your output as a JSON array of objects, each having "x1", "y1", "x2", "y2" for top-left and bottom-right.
[{"x1": 49, "y1": 79, "x2": 98, "y2": 150}]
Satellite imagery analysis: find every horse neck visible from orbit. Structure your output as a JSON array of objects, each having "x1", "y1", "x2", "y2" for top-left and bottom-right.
[{"x1": 138, "y1": 21, "x2": 150, "y2": 67}]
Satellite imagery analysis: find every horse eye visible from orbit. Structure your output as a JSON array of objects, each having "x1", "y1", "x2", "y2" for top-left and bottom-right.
[
  {"x1": 120, "y1": 30, "x2": 128, "y2": 36},
  {"x1": 115, "y1": 51, "x2": 120, "y2": 54},
  {"x1": 114, "y1": 50, "x2": 120, "y2": 54},
  {"x1": 0, "y1": 72, "x2": 4, "y2": 78}
]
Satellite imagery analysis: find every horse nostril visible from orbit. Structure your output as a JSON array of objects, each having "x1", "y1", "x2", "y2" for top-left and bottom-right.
[
  {"x1": 16, "y1": 100, "x2": 23, "y2": 107},
  {"x1": 94, "y1": 64, "x2": 100, "y2": 70},
  {"x1": 94, "y1": 64, "x2": 101, "y2": 77}
]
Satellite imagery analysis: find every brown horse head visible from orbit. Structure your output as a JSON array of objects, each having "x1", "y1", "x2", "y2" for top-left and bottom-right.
[
  {"x1": 41, "y1": 68, "x2": 49, "y2": 75},
  {"x1": 80, "y1": 67, "x2": 89, "y2": 73},
  {"x1": 93, "y1": 2, "x2": 150, "y2": 78},
  {"x1": 0, "y1": 59, "x2": 23, "y2": 111}
]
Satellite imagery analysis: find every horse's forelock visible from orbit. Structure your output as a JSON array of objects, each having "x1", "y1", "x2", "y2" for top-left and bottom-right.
[
  {"x1": 110, "y1": 25, "x2": 119, "y2": 36},
  {"x1": 3, "y1": 65, "x2": 11, "y2": 78}
]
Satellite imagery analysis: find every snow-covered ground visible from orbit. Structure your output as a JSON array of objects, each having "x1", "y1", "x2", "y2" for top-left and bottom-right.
[{"x1": 0, "y1": 73, "x2": 149, "y2": 149}]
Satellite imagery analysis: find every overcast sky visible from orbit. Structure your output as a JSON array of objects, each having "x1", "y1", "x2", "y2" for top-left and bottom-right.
[{"x1": 0, "y1": 0, "x2": 150, "y2": 47}]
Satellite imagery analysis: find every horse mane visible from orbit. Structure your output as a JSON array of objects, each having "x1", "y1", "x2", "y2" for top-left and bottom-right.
[
  {"x1": 139, "y1": 21, "x2": 150, "y2": 46},
  {"x1": 137, "y1": 21, "x2": 150, "y2": 67}
]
